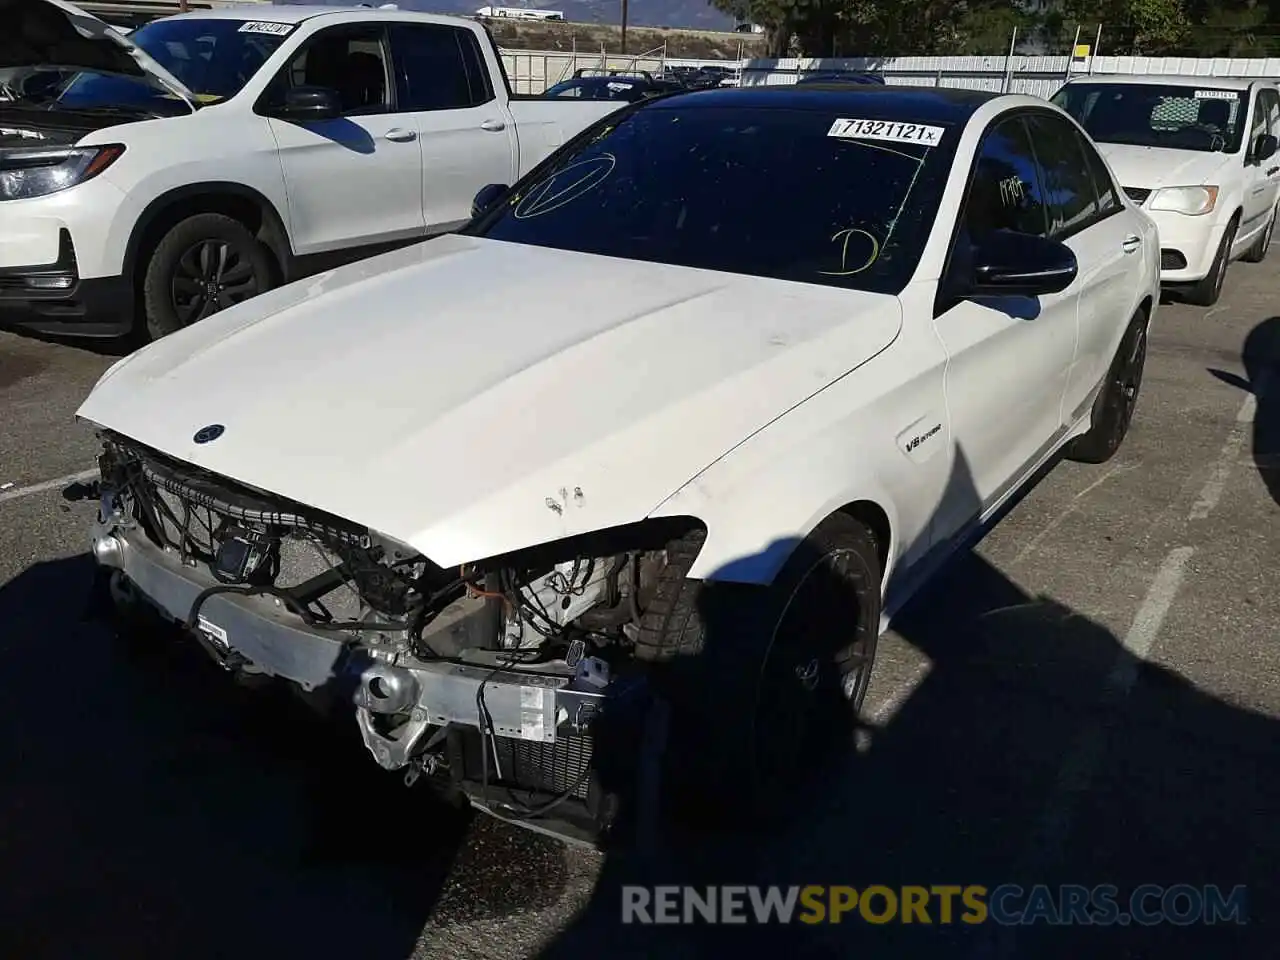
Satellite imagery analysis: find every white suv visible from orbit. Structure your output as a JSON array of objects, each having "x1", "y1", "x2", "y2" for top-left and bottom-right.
[
  {"x1": 1053, "y1": 74, "x2": 1280, "y2": 306},
  {"x1": 0, "y1": 0, "x2": 623, "y2": 340}
]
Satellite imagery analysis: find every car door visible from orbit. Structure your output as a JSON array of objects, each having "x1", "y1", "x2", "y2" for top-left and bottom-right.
[
  {"x1": 260, "y1": 23, "x2": 426, "y2": 255},
  {"x1": 931, "y1": 112, "x2": 1080, "y2": 539},
  {"x1": 1253, "y1": 85, "x2": 1280, "y2": 225},
  {"x1": 1239, "y1": 85, "x2": 1274, "y2": 244},
  {"x1": 387, "y1": 22, "x2": 518, "y2": 234},
  {"x1": 1026, "y1": 110, "x2": 1140, "y2": 426}
]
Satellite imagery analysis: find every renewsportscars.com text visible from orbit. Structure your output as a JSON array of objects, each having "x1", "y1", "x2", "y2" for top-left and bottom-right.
[{"x1": 621, "y1": 884, "x2": 1249, "y2": 926}]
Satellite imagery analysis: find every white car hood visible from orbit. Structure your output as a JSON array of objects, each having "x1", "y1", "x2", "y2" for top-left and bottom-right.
[
  {"x1": 77, "y1": 235, "x2": 903, "y2": 566},
  {"x1": 1, "y1": 0, "x2": 195, "y2": 107},
  {"x1": 1096, "y1": 141, "x2": 1232, "y2": 190}
]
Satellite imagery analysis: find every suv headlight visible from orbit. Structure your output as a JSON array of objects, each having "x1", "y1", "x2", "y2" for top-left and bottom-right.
[
  {"x1": 1148, "y1": 185, "x2": 1219, "y2": 216},
  {"x1": 0, "y1": 144, "x2": 125, "y2": 201}
]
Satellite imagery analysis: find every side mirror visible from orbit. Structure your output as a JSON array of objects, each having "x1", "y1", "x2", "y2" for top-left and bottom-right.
[
  {"x1": 969, "y1": 230, "x2": 1078, "y2": 297},
  {"x1": 471, "y1": 182, "x2": 510, "y2": 219},
  {"x1": 272, "y1": 85, "x2": 342, "y2": 122},
  {"x1": 1252, "y1": 133, "x2": 1278, "y2": 163}
]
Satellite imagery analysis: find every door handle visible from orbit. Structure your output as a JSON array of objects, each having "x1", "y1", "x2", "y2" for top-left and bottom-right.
[
  {"x1": 1122, "y1": 235, "x2": 1142, "y2": 253},
  {"x1": 1268, "y1": 166, "x2": 1280, "y2": 176},
  {"x1": 479, "y1": 118, "x2": 506, "y2": 132},
  {"x1": 385, "y1": 127, "x2": 417, "y2": 142}
]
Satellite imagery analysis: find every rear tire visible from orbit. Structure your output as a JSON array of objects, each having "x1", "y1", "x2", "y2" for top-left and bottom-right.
[
  {"x1": 1183, "y1": 218, "x2": 1237, "y2": 306},
  {"x1": 1064, "y1": 309, "x2": 1148, "y2": 464},
  {"x1": 142, "y1": 213, "x2": 275, "y2": 341},
  {"x1": 635, "y1": 513, "x2": 881, "y2": 830}
]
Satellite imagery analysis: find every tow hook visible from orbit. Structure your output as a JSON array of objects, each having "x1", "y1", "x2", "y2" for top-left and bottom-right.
[{"x1": 404, "y1": 754, "x2": 439, "y2": 788}]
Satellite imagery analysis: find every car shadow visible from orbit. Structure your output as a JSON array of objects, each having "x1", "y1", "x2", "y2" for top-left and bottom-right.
[
  {"x1": 4, "y1": 440, "x2": 1275, "y2": 956},
  {"x1": 1209, "y1": 314, "x2": 1280, "y2": 508},
  {"x1": 536, "y1": 448, "x2": 1277, "y2": 958},
  {"x1": 0, "y1": 552, "x2": 574, "y2": 959},
  {"x1": 0, "y1": 322, "x2": 138, "y2": 358}
]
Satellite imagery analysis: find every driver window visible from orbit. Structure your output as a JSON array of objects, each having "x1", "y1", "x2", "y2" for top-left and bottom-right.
[
  {"x1": 1249, "y1": 90, "x2": 1268, "y2": 148},
  {"x1": 960, "y1": 116, "x2": 1050, "y2": 241},
  {"x1": 1264, "y1": 88, "x2": 1280, "y2": 140},
  {"x1": 942, "y1": 115, "x2": 1049, "y2": 298},
  {"x1": 270, "y1": 26, "x2": 392, "y2": 116}
]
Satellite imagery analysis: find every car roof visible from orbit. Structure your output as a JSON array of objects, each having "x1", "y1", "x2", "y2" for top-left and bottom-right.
[
  {"x1": 158, "y1": 5, "x2": 474, "y2": 27},
  {"x1": 646, "y1": 83, "x2": 1004, "y2": 124},
  {"x1": 1063, "y1": 74, "x2": 1265, "y2": 91}
]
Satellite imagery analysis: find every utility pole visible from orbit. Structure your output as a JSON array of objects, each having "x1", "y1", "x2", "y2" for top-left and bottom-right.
[{"x1": 620, "y1": 0, "x2": 628, "y2": 55}]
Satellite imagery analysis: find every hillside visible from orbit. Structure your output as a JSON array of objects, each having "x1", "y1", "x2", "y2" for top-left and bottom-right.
[{"x1": 486, "y1": 19, "x2": 766, "y2": 58}]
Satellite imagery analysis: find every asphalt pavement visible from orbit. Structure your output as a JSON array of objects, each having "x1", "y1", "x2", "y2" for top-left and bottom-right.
[{"x1": 0, "y1": 256, "x2": 1277, "y2": 959}]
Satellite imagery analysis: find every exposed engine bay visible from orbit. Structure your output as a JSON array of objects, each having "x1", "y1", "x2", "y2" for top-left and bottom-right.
[{"x1": 86, "y1": 432, "x2": 700, "y2": 843}]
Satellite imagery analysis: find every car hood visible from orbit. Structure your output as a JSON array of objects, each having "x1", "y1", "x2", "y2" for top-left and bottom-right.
[
  {"x1": 77, "y1": 235, "x2": 902, "y2": 566},
  {"x1": 1095, "y1": 141, "x2": 1232, "y2": 190},
  {"x1": 0, "y1": 0, "x2": 195, "y2": 107}
]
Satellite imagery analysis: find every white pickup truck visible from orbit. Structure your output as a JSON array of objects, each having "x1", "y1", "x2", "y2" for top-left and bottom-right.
[{"x1": 0, "y1": 0, "x2": 626, "y2": 340}]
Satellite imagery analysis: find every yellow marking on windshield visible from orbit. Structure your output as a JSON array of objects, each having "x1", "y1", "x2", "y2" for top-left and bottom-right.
[
  {"x1": 818, "y1": 228, "x2": 880, "y2": 276},
  {"x1": 832, "y1": 138, "x2": 920, "y2": 162}
]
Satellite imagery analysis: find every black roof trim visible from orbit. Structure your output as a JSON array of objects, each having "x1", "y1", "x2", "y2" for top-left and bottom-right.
[{"x1": 643, "y1": 83, "x2": 1004, "y2": 124}]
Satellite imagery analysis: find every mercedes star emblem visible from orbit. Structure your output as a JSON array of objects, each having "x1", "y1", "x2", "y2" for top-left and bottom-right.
[{"x1": 193, "y1": 424, "x2": 225, "y2": 444}]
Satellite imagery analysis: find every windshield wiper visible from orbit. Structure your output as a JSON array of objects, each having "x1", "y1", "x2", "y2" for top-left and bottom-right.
[{"x1": 57, "y1": 104, "x2": 168, "y2": 120}]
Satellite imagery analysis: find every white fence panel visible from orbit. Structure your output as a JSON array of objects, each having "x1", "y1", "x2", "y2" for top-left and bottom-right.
[{"x1": 495, "y1": 49, "x2": 1280, "y2": 96}]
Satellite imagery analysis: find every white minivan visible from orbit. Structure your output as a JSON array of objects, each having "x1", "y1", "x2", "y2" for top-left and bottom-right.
[{"x1": 1052, "y1": 75, "x2": 1280, "y2": 306}]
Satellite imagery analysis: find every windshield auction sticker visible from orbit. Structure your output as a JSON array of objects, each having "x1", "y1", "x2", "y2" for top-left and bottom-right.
[
  {"x1": 239, "y1": 21, "x2": 295, "y2": 35},
  {"x1": 827, "y1": 118, "x2": 944, "y2": 147},
  {"x1": 1195, "y1": 90, "x2": 1237, "y2": 100}
]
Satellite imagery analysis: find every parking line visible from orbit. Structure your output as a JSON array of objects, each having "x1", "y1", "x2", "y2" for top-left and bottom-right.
[
  {"x1": 974, "y1": 546, "x2": 1193, "y2": 959},
  {"x1": 1188, "y1": 370, "x2": 1269, "y2": 521},
  {"x1": 1012, "y1": 461, "x2": 1137, "y2": 565},
  {"x1": 867, "y1": 660, "x2": 933, "y2": 727},
  {"x1": 0, "y1": 468, "x2": 98, "y2": 506}
]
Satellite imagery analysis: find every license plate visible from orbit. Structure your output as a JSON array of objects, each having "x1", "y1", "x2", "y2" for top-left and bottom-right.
[{"x1": 196, "y1": 615, "x2": 229, "y2": 649}]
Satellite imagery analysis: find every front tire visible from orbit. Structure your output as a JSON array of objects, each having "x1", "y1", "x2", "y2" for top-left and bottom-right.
[
  {"x1": 636, "y1": 513, "x2": 882, "y2": 829},
  {"x1": 1065, "y1": 309, "x2": 1148, "y2": 464},
  {"x1": 1183, "y1": 218, "x2": 1237, "y2": 306},
  {"x1": 1242, "y1": 205, "x2": 1277, "y2": 263},
  {"x1": 142, "y1": 213, "x2": 275, "y2": 341}
]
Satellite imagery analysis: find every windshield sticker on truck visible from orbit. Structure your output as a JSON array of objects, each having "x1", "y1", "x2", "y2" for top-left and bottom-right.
[
  {"x1": 606, "y1": 81, "x2": 635, "y2": 92},
  {"x1": 827, "y1": 118, "x2": 945, "y2": 147},
  {"x1": 513, "y1": 154, "x2": 616, "y2": 218},
  {"x1": 1195, "y1": 89, "x2": 1237, "y2": 100},
  {"x1": 239, "y1": 21, "x2": 295, "y2": 36}
]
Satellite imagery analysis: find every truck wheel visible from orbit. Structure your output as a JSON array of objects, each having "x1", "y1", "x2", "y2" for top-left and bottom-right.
[
  {"x1": 1242, "y1": 205, "x2": 1276, "y2": 263},
  {"x1": 635, "y1": 513, "x2": 881, "y2": 830},
  {"x1": 142, "y1": 212, "x2": 275, "y2": 340},
  {"x1": 1065, "y1": 309, "x2": 1148, "y2": 464},
  {"x1": 1183, "y1": 218, "x2": 1236, "y2": 307}
]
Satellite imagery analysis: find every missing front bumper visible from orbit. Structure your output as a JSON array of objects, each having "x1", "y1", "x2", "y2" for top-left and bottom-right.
[{"x1": 92, "y1": 523, "x2": 612, "y2": 767}]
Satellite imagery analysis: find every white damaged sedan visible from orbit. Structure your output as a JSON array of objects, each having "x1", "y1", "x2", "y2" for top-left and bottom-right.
[{"x1": 76, "y1": 83, "x2": 1159, "y2": 844}]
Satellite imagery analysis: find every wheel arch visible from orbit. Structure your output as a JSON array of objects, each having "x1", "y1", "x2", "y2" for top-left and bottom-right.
[
  {"x1": 667, "y1": 485, "x2": 902, "y2": 594},
  {"x1": 124, "y1": 183, "x2": 292, "y2": 293}
]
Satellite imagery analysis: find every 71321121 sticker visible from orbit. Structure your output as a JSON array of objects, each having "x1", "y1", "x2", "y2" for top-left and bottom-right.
[
  {"x1": 1195, "y1": 89, "x2": 1238, "y2": 100},
  {"x1": 827, "y1": 117, "x2": 945, "y2": 147},
  {"x1": 239, "y1": 21, "x2": 294, "y2": 36}
]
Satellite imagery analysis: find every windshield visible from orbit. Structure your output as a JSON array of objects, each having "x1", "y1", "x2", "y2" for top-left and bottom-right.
[
  {"x1": 51, "y1": 18, "x2": 292, "y2": 114},
  {"x1": 544, "y1": 78, "x2": 650, "y2": 101},
  {"x1": 1051, "y1": 83, "x2": 1248, "y2": 153},
  {"x1": 470, "y1": 103, "x2": 958, "y2": 295}
]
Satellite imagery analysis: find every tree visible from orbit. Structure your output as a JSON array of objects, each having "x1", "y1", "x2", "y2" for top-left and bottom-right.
[{"x1": 1062, "y1": 0, "x2": 1189, "y2": 54}]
